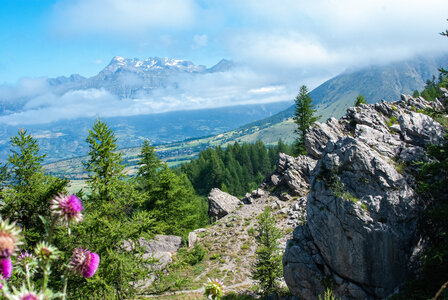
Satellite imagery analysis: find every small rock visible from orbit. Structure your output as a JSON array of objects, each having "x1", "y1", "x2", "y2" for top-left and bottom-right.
[
  {"x1": 271, "y1": 174, "x2": 281, "y2": 186},
  {"x1": 188, "y1": 228, "x2": 207, "y2": 248}
]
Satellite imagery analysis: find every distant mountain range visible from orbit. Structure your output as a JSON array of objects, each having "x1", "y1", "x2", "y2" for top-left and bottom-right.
[
  {"x1": 1, "y1": 53, "x2": 448, "y2": 165},
  {"x1": 43, "y1": 53, "x2": 448, "y2": 180},
  {"x1": 45, "y1": 57, "x2": 235, "y2": 99},
  {"x1": 256, "y1": 54, "x2": 448, "y2": 125}
]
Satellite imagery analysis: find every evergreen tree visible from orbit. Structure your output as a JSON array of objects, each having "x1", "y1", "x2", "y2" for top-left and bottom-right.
[
  {"x1": 413, "y1": 90, "x2": 420, "y2": 98},
  {"x1": 0, "y1": 129, "x2": 67, "y2": 245},
  {"x1": 354, "y1": 93, "x2": 367, "y2": 107},
  {"x1": 294, "y1": 85, "x2": 319, "y2": 156},
  {"x1": 68, "y1": 120, "x2": 155, "y2": 298},
  {"x1": 136, "y1": 139, "x2": 162, "y2": 191},
  {"x1": 180, "y1": 140, "x2": 294, "y2": 197},
  {"x1": 148, "y1": 165, "x2": 205, "y2": 235},
  {"x1": 252, "y1": 207, "x2": 283, "y2": 295},
  {"x1": 84, "y1": 119, "x2": 123, "y2": 202}
]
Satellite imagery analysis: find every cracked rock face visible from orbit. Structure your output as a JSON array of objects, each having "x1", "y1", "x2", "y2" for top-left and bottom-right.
[
  {"x1": 263, "y1": 153, "x2": 317, "y2": 197},
  {"x1": 283, "y1": 95, "x2": 445, "y2": 299}
]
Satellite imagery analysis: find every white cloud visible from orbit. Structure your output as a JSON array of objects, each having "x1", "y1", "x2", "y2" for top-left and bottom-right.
[
  {"x1": 0, "y1": 78, "x2": 49, "y2": 102},
  {"x1": 0, "y1": 67, "x2": 304, "y2": 126},
  {"x1": 224, "y1": 0, "x2": 448, "y2": 72},
  {"x1": 229, "y1": 32, "x2": 344, "y2": 69},
  {"x1": 52, "y1": 0, "x2": 197, "y2": 36}
]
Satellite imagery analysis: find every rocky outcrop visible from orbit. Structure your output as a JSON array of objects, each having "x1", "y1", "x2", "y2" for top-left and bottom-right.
[
  {"x1": 263, "y1": 153, "x2": 317, "y2": 197},
  {"x1": 283, "y1": 95, "x2": 445, "y2": 299},
  {"x1": 208, "y1": 188, "x2": 241, "y2": 221}
]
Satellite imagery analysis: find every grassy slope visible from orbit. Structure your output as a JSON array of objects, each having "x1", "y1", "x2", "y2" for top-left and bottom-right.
[{"x1": 46, "y1": 54, "x2": 448, "y2": 187}]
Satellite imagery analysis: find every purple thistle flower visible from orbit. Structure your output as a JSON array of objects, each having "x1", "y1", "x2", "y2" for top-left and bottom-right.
[
  {"x1": 20, "y1": 294, "x2": 40, "y2": 300},
  {"x1": 0, "y1": 257, "x2": 12, "y2": 278},
  {"x1": 82, "y1": 253, "x2": 100, "y2": 278},
  {"x1": 50, "y1": 194, "x2": 83, "y2": 226},
  {"x1": 69, "y1": 248, "x2": 100, "y2": 278},
  {"x1": 10, "y1": 285, "x2": 43, "y2": 299},
  {"x1": 0, "y1": 219, "x2": 22, "y2": 258},
  {"x1": 17, "y1": 252, "x2": 33, "y2": 263}
]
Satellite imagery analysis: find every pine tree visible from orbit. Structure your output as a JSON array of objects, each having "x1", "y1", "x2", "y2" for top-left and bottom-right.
[
  {"x1": 252, "y1": 207, "x2": 283, "y2": 295},
  {"x1": 148, "y1": 165, "x2": 204, "y2": 235},
  {"x1": 136, "y1": 139, "x2": 162, "y2": 192},
  {"x1": 0, "y1": 129, "x2": 67, "y2": 245},
  {"x1": 354, "y1": 94, "x2": 367, "y2": 107},
  {"x1": 69, "y1": 120, "x2": 155, "y2": 298},
  {"x1": 413, "y1": 90, "x2": 420, "y2": 98},
  {"x1": 294, "y1": 85, "x2": 319, "y2": 156},
  {"x1": 84, "y1": 119, "x2": 123, "y2": 202}
]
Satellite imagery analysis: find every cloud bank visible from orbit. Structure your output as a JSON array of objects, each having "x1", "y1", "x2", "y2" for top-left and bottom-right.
[
  {"x1": 0, "y1": 67, "x2": 303, "y2": 125},
  {"x1": 51, "y1": 0, "x2": 196, "y2": 36},
  {"x1": 46, "y1": 0, "x2": 448, "y2": 85}
]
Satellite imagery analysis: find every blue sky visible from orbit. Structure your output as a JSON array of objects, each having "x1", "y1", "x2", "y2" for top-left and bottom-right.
[
  {"x1": 0, "y1": 0, "x2": 447, "y2": 125},
  {"x1": 1, "y1": 0, "x2": 447, "y2": 84}
]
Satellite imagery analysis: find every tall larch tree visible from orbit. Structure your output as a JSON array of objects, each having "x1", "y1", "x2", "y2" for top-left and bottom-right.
[
  {"x1": 0, "y1": 129, "x2": 67, "y2": 245},
  {"x1": 84, "y1": 119, "x2": 124, "y2": 203}
]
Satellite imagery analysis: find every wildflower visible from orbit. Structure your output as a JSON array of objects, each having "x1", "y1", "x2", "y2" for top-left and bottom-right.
[
  {"x1": 7, "y1": 285, "x2": 43, "y2": 300},
  {"x1": 0, "y1": 257, "x2": 12, "y2": 279},
  {"x1": 50, "y1": 194, "x2": 83, "y2": 226},
  {"x1": 0, "y1": 219, "x2": 22, "y2": 258},
  {"x1": 34, "y1": 242, "x2": 59, "y2": 262},
  {"x1": 204, "y1": 278, "x2": 224, "y2": 300},
  {"x1": 16, "y1": 252, "x2": 37, "y2": 276},
  {"x1": 16, "y1": 252, "x2": 34, "y2": 265},
  {"x1": 68, "y1": 248, "x2": 100, "y2": 278}
]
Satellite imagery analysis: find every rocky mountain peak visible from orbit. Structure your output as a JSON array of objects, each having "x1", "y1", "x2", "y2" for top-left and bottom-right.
[
  {"x1": 103, "y1": 56, "x2": 206, "y2": 74},
  {"x1": 283, "y1": 92, "x2": 447, "y2": 299}
]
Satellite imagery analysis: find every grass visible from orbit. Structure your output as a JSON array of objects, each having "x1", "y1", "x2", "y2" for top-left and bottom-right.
[
  {"x1": 341, "y1": 191, "x2": 359, "y2": 204},
  {"x1": 386, "y1": 115, "x2": 398, "y2": 130}
]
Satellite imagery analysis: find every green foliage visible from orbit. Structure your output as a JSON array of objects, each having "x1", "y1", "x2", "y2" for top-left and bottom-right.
[
  {"x1": 146, "y1": 165, "x2": 206, "y2": 236},
  {"x1": 354, "y1": 94, "x2": 367, "y2": 107},
  {"x1": 177, "y1": 244, "x2": 206, "y2": 266},
  {"x1": 222, "y1": 292, "x2": 256, "y2": 299},
  {"x1": 252, "y1": 207, "x2": 282, "y2": 295},
  {"x1": 136, "y1": 139, "x2": 163, "y2": 191},
  {"x1": 293, "y1": 85, "x2": 319, "y2": 156},
  {"x1": 395, "y1": 24, "x2": 448, "y2": 295},
  {"x1": 418, "y1": 72, "x2": 448, "y2": 103},
  {"x1": 179, "y1": 140, "x2": 293, "y2": 197},
  {"x1": 0, "y1": 130, "x2": 68, "y2": 246},
  {"x1": 84, "y1": 119, "x2": 124, "y2": 202},
  {"x1": 318, "y1": 288, "x2": 341, "y2": 300},
  {"x1": 413, "y1": 90, "x2": 420, "y2": 98},
  {"x1": 135, "y1": 138, "x2": 208, "y2": 235},
  {"x1": 204, "y1": 278, "x2": 224, "y2": 300},
  {"x1": 386, "y1": 116, "x2": 398, "y2": 128},
  {"x1": 62, "y1": 120, "x2": 156, "y2": 299}
]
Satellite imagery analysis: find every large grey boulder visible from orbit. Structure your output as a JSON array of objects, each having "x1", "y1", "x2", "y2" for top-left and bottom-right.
[
  {"x1": 123, "y1": 235, "x2": 182, "y2": 290},
  {"x1": 284, "y1": 95, "x2": 445, "y2": 300},
  {"x1": 208, "y1": 188, "x2": 241, "y2": 221},
  {"x1": 123, "y1": 235, "x2": 183, "y2": 270}
]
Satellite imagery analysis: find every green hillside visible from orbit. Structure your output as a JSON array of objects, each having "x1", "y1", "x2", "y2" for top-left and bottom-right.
[{"x1": 44, "y1": 54, "x2": 448, "y2": 184}]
